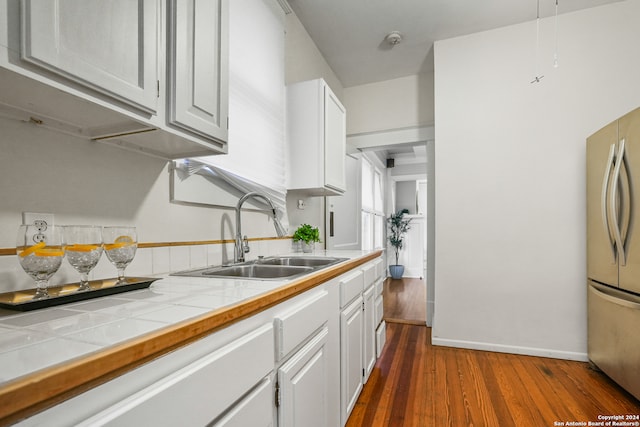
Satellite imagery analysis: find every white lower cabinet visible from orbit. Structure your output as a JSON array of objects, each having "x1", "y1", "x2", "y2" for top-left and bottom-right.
[
  {"x1": 340, "y1": 295, "x2": 364, "y2": 425},
  {"x1": 339, "y1": 259, "x2": 386, "y2": 426},
  {"x1": 78, "y1": 324, "x2": 274, "y2": 427},
  {"x1": 277, "y1": 327, "x2": 329, "y2": 427},
  {"x1": 18, "y1": 256, "x2": 383, "y2": 427},
  {"x1": 18, "y1": 323, "x2": 275, "y2": 427}
]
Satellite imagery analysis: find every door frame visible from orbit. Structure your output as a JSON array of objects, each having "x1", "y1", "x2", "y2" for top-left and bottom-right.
[{"x1": 347, "y1": 125, "x2": 435, "y2": 327}]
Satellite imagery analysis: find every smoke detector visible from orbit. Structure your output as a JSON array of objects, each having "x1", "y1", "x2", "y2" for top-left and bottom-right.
[{"x1": 385, "y1": 31, "x2": 403, "y2": 46}]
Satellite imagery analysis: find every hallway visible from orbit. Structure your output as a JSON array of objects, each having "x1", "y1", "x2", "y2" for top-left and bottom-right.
[{"x1": 383, "y1": 277, "x2": 426, "y2": 325}]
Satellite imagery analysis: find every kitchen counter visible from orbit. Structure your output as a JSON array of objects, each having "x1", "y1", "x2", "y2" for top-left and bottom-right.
[{"x1": 0, "y1": 249, "x2": 382, "y2": 425}]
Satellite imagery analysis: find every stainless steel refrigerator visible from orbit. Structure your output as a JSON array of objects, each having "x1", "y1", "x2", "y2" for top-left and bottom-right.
[{"x1": 587, "y1": 106, "x2": 640, "y2": 401}]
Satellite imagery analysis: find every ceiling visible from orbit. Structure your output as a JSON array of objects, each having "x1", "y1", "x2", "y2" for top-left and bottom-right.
[
  {"x1": 287, "y1": 0, "x2": 624, "y2": 88},
  {"x1": 286, "y1": 0, "x2": 624, "y2": 166}
]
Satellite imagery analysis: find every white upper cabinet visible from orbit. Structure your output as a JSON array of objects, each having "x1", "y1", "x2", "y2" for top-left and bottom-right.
[
  {"x1": 21, "y1": 0, "x2": 158, "y2": 114},
  {"x1": 168, "y1": 0, "x2": 228, "y2": 142},
  {"x1": 0, "y1": 0, "x2": 229, "y2": 159},
  {"x1": 287, "y1": 78, "x2": 346, "y2": 196}
]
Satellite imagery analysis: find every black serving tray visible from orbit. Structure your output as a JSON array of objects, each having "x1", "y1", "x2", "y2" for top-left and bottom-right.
[{"x1": 0, "y1": 277, "x2": 160, "y2": 311}]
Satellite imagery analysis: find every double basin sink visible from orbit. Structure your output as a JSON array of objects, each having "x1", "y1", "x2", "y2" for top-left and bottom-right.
[{"x1": 171, "y1": 256, "x2": 348, "y2": 280}]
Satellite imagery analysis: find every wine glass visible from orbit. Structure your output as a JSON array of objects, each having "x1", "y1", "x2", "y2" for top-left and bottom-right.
[
  {"x1": 63, "y1": 225, "x2": 103, "y2": 291},
  {"x1": 16, "y1": 225, "x2": 65, "y2": 299},
  {"x1": 102, "y1": 226, "x2": 137, "y2": 284}
]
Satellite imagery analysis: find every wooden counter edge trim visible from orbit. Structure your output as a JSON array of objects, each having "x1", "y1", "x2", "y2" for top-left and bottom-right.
[
  {"x1": 0, "y1": 236, "x2": 293, "y2": 256},
  {"x1": 0, "y1": 250, "x2": 382, "y2": 425}
]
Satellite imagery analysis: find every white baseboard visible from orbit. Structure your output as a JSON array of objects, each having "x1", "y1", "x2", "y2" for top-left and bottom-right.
[{"x1": 431, "y1": 337, "x2": 589, "y2": 362}]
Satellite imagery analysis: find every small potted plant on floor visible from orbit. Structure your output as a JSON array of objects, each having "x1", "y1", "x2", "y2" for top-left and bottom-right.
[
  {"x1": 387, "y1": 208, "x2": 411, "y2": 279},
  {"x1": 293, "y1": 224, "x2": 321, "y2": 253}
]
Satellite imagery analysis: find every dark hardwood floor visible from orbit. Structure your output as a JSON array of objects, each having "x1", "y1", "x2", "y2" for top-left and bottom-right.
[
  {"x1": 383, "y1": 277, "x2": 426, "y2": 325},
  {"x1": 346, "y1": 323, "x2": 640, "y2": 427}
]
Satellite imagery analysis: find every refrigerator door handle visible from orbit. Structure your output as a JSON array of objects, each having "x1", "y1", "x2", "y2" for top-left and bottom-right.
[
  {"x1": 610, "y1": 139, "x2": 627, "y2": 266},
  {"x1": 602, "y1": 143, "x2": 617, "y2": 263},
  {"x1": 590, "y1": 281, "x2": 640, "y2": 310}
]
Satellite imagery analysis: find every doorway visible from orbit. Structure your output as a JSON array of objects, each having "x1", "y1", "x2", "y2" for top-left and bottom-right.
[{"x1": 348, "y1": 125, "x2": 434, "y2": 326}]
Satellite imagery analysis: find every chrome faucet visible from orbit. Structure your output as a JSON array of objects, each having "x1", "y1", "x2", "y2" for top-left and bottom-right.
[{"x1": 235, "y1": 192, "x2": 287, "y2": 263}]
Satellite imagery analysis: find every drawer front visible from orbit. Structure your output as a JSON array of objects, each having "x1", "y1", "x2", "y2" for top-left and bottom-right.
[
  {"x1": 213, "y1": 376, "x2": 274, "y2": 427},
  {"x1": 374, "y1": 277, "x2": 384, "y2": 296},
  {"x1": 274, "y1": 290, "x2": 329, "y2": 360},
  {"x1": 375, "y1": 294, "x2": 384, "y2": 326},
  {"x1": 79, "y1": 323, "x2": 275, "y2": 427},
  {"x1": 363, "y1": 262, "x2": 376, "y2": 287},
  {"x1": 340, "y1": 270, "x2": 364, "y2": 308},
  {"x1": 376, "y1": 321, "x2": 387, "y2": 358},
  {"x1": 588, "y1": 282, "x2": 640, "y2": 400},
  {"x1": 374, "y1": 258, "x2": 384, "y2": 281}
]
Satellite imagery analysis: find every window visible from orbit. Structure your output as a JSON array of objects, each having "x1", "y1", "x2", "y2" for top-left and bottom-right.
[{"x1": 361, "y1": 154, "x2": 385, "y2": 250}]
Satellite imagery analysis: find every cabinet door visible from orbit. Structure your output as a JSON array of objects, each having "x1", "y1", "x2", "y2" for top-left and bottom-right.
[
  {"x1": 278, "y1": 327, "x2": 329, "y2": 427},
  {"x1": 168, "y1": 0, "x2": 229, "y2": 143},
  {"x1": 326, "y1": 154, "x2": 361, "y2": 250},
  {"x1": 340, "y1": 296, "x2": 363, "y2": 425},
  {"x1": 21, "y1": 0, "x2": 158, "y2": 113},
  {"x1": 324, "y1": 85, "x2": 346, "y2": 192},
  {"x1": 363, "y1": 285, "x2": 376, "y2": 382}
]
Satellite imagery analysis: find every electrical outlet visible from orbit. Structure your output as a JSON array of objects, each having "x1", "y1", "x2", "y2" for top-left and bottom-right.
[{"x1": 22, "y1": 212, "x2": 55, "y2": 231}]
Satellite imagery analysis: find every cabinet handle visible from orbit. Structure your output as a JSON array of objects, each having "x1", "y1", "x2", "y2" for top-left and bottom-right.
[{"x1": 330, "y1": 211, "x2": 334, "y2": 237}]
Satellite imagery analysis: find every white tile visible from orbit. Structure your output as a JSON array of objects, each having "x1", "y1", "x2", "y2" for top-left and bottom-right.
[
  {"x1": 0, "y1": 337, "x2": 100, "y2": 383},
  {"x1": 92, "y1": 255, "x2": 116, "y2": 281},
  {"x1": 201, "y1": 283, "x2": 267, "y2": 300},
  {"x1": 189, "y1": 245, "x2": 207, "y2": 269},
  {"x1": 0, "y1": 326, "x2": 52, "y2": 353},
  {"x1": 50, "y1": 261, "x2": 78, "y2": 288},
  {"x1": 0, "y1": 308, "x2": 81, "y2": 328},
  {"x1": 65, "y1": 318, "x2": 165, "y2": 346},
  {"x1": 91, "y1": 248, "x2": 152, "y2": 281},
  {"x1": 136, "y1": 305, "x2": 209, "y2": 324},
  {"x1": 152, "y1": 247, "x2": 171, "y2": 274},
  {"x1": 0, "y1": 255, "x2": 38, "y2": 293},
  {"x1": 126, "y1": 247, "x2": 153, "y2": 278},
  {"x1": 24, "y1": 311, "x2": 118, "y2": 337},
  {"x1": 176, "y1": 294, "x2": 234, "y2": 309},
  {"x1": 146, "y1": 282, "x2": 212, "y2": 296},
  {"x1": 219, "y1": 242, "x2": 234, "y2": 265},
  {"x1": 67, "y1": 298, "x2": 169, "y2": 319},
  {"x1": 206, "y1": 244, "x2": 223, "y2": 266},
  {"x1": 170, "y1": 246, "x2": 190, "y2": 272}
]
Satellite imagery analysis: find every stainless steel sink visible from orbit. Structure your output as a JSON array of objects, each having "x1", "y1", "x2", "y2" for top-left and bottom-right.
[
  {"x1": 171, "y1": 256, "x2": 347, "y2": 280},
  {"x1": 258, "y1": 256, "x2": 343, "y2": 267}
]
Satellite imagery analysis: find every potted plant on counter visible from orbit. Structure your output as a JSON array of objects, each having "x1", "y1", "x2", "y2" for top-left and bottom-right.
[
  {"x1": 293, "y1": 224, "x2": 321, "y2": 253},
  {"x1": 387, "y1": 209, "x2": 411, "y2": 279}
]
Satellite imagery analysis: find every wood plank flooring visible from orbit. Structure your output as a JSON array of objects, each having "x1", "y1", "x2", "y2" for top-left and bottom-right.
[
  {"x1": 346, "y1": 323, "x2": 640, "y2": 427},
  {"x1": 383, "y1": 278, "x2": 426, "y2": 325}
]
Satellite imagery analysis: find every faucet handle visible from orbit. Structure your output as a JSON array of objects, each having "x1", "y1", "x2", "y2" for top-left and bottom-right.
[{"x1": 242, "y1": 235, "x2": 250, "y2": 254}]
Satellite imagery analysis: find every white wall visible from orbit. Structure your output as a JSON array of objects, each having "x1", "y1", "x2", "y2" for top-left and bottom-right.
[
  {"x1": 285, "y1": 11, "x2": 343, "y2": 100},
  {"x1": 433, "y1": 0, "x2": 640, "y2": 360},
  {"x1": 284, "y1": 11, "x2": 344, "y2": 241},
  {"x1": 343, "y1": 73, "x2": 434, "y2": 135},
  {"x1": 0, "y1": 116, "x2": 294, "y2": 291}
]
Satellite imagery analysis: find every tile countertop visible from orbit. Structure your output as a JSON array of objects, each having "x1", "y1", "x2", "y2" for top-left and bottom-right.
[{"x1": 0, "y1": 249, "x2": 382, "y2": 425}]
